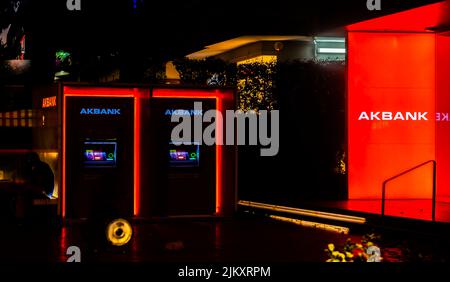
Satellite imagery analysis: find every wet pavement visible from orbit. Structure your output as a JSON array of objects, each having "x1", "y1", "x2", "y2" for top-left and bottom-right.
[{"x1": 0, "y1": 217, "x2": 350, "y2": 262}]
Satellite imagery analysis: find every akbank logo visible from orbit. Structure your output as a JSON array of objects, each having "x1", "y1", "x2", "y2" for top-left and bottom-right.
[
  {"x1": 357, "y1": 111, "x2": 450, "y2": 121},
  {"x1": 165, "y1": 109, "x2": 203, "y2": 116},
  {"x1": 80, "y1": 108, "x2": 121, "y2": 115},
  {"x1": 358, "y1": 111, "x2": 428, "y2": 121}
]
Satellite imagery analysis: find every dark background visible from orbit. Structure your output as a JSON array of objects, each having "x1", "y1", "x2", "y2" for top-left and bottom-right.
[
  {"x1": 0, "y1": 0, "x2": 443, "y2": 204},
  {"x1": 0, "y1": 0, "x2": 439, "y2": 82}
]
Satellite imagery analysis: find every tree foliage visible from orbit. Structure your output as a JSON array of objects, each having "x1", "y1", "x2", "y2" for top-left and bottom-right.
[{"x1": 172, "y1": 58, "x2": 277, "y2": 112}]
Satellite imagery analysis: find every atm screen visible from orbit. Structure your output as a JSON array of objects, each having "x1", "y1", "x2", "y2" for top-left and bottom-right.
[
  {"x1": 83, "y1": 141, "x2": 117, "y2": 167},
  {"x1": 169, "y1": 143, "x2": 200, "y2": 167}
]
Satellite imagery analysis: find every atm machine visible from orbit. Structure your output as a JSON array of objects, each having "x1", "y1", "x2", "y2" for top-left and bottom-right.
[
  {"x1": 56, "y1": 85, "x2": 236, "y2": 220},
  {"x1": 145, "y1": 97, "x2": 216, "y2": 216},
  {"x1": 62, "y1": 87, "x2": 142, "y2": 219},
  {"x1": 63, "y1": 96, "x2": 132, "y2": 219},
  {"x1": 142, "y1": 88, "x2": 237, "y2": 218}
]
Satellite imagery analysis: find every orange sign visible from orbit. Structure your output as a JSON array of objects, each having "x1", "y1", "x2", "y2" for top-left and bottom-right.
[{"x1": 42, "y1": 96, "x2": 57, "y2": 108}]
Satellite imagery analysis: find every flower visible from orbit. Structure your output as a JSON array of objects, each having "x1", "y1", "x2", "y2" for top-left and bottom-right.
[
  {"x1": 328, "y1": 244, "x2": 335, "y2": 252},
  {"x1": 325, "y1": 236, "x2": 383, "y2": 262},
  {"x1": 352, "y1": 248, "x2": 364, "y2": 256}
]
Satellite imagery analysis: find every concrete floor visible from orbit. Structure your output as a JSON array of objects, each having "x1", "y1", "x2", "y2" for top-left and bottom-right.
[{"x1": 0, "y1": 217, "x2": 350, "y2": 263}]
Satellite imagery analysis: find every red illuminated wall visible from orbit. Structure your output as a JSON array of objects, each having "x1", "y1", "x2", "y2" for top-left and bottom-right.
[
  {"x1": 348, "y1": 32, "x2": 436, "y2": 200},
  {"x1": 346, "y1": 1, "x2": 450, "y2": 220},
  {"x1": 436, "y1": 34, "x2": 450, "y2": 202}
]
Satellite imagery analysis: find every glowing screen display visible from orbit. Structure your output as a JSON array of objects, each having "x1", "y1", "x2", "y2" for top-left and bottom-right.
[
  {"x1": 169, "y1": 143, "x2": 199, "y2": 167},
  {"x1": 83, "y1": 141, "x2": 117, "y2": 167}
]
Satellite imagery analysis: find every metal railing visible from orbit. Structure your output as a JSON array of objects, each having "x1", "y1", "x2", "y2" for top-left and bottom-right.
[{"x1": 381, "y1": 160, "x2": 436, "y2": 221}]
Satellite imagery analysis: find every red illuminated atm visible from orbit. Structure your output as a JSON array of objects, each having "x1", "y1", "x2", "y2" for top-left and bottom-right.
[
  {"x1": 346, "y1": 1, "x2": 450, "y2": 221},
  {"x1": 36, "y1": 84, "x2": 236, "y2": 220}
]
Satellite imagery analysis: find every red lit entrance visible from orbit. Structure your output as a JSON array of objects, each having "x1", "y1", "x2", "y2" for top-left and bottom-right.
[{"x1": 347, "y1": 2, "x2": 450, "y2": 221}]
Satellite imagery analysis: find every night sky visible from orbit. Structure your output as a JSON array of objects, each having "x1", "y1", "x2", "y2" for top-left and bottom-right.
[
  {"x1": 23, "y1": 0, "x2": 439, "y2": 59},
  {"x1": 0, "y1": 0, "x2": 441, "y2": 83}
]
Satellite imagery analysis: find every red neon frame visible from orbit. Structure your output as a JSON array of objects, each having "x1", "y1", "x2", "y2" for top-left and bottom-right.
[
  {"x1": 62, "y1": 86, "x2": 142, "y2": 218},
  {"x1": 152, "y1": 88, "x2": 229, "y2": 215}
]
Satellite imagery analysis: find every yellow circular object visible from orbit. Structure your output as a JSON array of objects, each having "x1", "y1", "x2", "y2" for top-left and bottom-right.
[{"x1": 106, "y1": 218, "x2": 133, "y2": 246}]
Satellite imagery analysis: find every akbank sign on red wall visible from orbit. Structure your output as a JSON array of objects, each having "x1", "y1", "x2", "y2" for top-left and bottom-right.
[{"x1": 347, "y1": 2, "x2": 450, "y2": 204}]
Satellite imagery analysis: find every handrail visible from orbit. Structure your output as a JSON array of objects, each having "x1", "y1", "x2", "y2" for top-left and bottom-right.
[{"x1": 381, "y1": 160, "x2": 436, "y2": 221}]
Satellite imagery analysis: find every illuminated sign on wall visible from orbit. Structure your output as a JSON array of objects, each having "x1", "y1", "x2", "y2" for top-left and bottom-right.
[
  {"x1": 346, "y1": 2, "x2": 450, "y2": 222},
  {"x1": 42, "y1": 96, "x2": 57, "y2": 108},
  {"x1": 357, "y1": 111, "x2": 428, "y2": 121},
  {"x1": 348, "y1": 31, "x2": 436, "y2": 201},
  {"x1": 80, "y1": 108, "x2": 121, "y2": 115},
  {"x1": 164, "y1": 109, "x2": 203, "y2": 116},
  {"x1": 357, "y1": 112, "x2": 450, "y2": 121}
]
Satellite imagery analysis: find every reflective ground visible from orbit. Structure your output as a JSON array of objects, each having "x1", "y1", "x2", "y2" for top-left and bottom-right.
[
  {"x1": 313, "y1": 200, "x2": 450, "y2": 222},
  {"x1": 0, "y1": 217, "x2": 350, "y2": 263}
]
